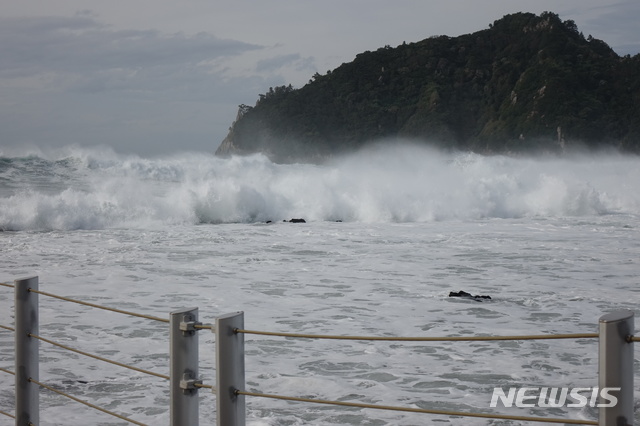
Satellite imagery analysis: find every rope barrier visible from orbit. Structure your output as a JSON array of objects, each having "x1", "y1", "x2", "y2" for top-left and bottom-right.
[
  {"x1": 0, "y1": 409, "x2": 15, "y2": 419},
  {"x1": 235, "y1": 329, "x2": 599, "y2": 342},
  {"x1": 194, "y1": 324, "x2": 214, "y2": 330},
  {"x1": 28, "y1": 288, "x2": 169, "y2": 323},
  {"x1": 237, "y1": 390, "x2": 598, "y2": 425},
  {"x1": 0, "y1": 370, "x2": 17, "y2": 424},
  {"x1": 29, "y1": 333, "x2": 170, "y2": 381},
  {"x1": 0, "y1": 367, "x2": 15, "y2": 376},
  {"x1": 29, "y1": 377, "x2": 148, "y2": 426},
  {"x1": 195, "y1": 382, "x2": 216, "y2": 393},
  {"x1": 2, "y1": 276, "x2": 634, "y2": 425}
]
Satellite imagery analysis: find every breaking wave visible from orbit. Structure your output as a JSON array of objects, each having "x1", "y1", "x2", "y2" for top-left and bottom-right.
[{"x1": 1, "y1": 144, "x2": 639, "y2": 230}]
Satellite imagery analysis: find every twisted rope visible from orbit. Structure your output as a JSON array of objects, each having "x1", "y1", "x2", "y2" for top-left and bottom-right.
[
  {"x1": 0, "y1": 367, "x2": 15, "y2": 376},
  {"x1": 28, "y1": 288, "x2": 169, "y2": 323},
  {"x1": 0, "y1": 409, "x2": 15, "y2": 419},
  {"x1": 30, "y1": 333, "x2": 169, "y2": 380},
  {"x1": 238, "y1": 389, "x2": 598, "y2": 425},
  {"x1": 236, "y1": 329, "x2": 599, "y2": 342},
  {"x1": 29, "y1": 377, "x2": 147, "y2": 425}
]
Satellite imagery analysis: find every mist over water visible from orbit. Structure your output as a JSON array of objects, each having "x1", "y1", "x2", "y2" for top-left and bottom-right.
[{"x1": 1, "y1": 143, "x2": 639, "y2": 231}]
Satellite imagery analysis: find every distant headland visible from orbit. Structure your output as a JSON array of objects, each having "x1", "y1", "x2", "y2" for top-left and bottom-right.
[{"x1": 216, "y1": 12, "x2": 640, "y2": 163}]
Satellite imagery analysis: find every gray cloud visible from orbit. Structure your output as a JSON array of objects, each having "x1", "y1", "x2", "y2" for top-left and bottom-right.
[
  {"x1": 0, "y1": 14, "x2": 295, "y2": 154},
  {"x1": 0, "y1": 15, "x2": 262, "y2": 87},
  {"x1": 256, "y1": 53, "x2": 301, "y2": 71},
  {"x1": 564, "y1": 1, "x2": 640, "y2": 55},
  {"x1": 615, "y1": 44, "x2": 640, "y2": 56}
]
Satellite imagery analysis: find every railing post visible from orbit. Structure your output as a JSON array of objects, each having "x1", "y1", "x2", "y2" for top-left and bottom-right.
[
  {"x1": 599, "y1": 310, "x2": 634, "y2": 426},
  {"x1": 170, "y1": 307, "x2": 201, "y2": 426},
  {"x1": 14, "y1": 276, "x2": 39, "y2": 426},
  {"x1": 216, "y1": 312, "x2": 245, "y2": 426}
]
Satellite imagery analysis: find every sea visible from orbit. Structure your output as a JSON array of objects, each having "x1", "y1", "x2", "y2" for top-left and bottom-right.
[{"x1": 0, "y1": 143, "x2": 639, "y2": 425}]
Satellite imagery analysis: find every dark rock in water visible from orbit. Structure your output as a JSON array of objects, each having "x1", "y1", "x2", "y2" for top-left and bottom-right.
[
  {"x1": 286, "y1": 218, "x2": 306, "y2": 223},
  {"x1": 449, "y1": 290, "x2": 492, "y2": 301},
  {"x1": 62, "y1": 379, "x2": 89, "y2": 385}
]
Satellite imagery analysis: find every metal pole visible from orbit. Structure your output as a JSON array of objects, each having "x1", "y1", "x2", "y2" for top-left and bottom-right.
[
  {"x1": 216, "y1": 312, "x2": 245, "y2": 426},
  {"x1": 170, "y1": 307, "x2": 201, "y2": 426},
  {"x1": 14, "y1": 276, "x2": 39, "y2": 426},
  {"x1": 598, "y1": 310, "x2": 634, "y2": 426}
]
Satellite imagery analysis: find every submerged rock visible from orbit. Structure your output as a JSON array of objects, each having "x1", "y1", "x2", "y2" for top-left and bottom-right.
[{"x1": 449, "y1": 290, "x2": 492, "y2": 301}]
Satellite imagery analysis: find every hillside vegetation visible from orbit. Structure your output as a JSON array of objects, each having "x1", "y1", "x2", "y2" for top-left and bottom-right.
[{"x1": 216, "y1": 12, "x2": 640, "y2": 163}]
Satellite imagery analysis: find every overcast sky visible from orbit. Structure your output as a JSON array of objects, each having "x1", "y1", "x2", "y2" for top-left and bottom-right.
[{"x1": 1, "y1": 1, "x2": 639, "y2": 157}]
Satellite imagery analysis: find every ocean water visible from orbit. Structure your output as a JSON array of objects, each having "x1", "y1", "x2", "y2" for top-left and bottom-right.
[{"x1": 0, "y1": 144, "x2": 639, "y2": 425}]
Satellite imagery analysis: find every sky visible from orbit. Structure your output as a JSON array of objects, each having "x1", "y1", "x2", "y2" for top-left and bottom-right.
[{"x1": 1, "y1": 1, "x2": 639, "y2": 157}]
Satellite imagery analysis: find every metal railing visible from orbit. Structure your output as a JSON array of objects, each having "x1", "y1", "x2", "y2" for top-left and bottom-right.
[
  {"x1": 0, "y1": 276, "x2": 636, "y2": 425},
  {"x1": 2, "y1": 277, "x2": 179, "y2": 425},
  {"x1": 218, "y1": 312, "x2": 634, "y2": 426}
]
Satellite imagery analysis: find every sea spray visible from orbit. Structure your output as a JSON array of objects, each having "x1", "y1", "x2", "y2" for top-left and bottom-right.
[{"x1": 1, "y1": 144, "x2": 639, "y2": 231}]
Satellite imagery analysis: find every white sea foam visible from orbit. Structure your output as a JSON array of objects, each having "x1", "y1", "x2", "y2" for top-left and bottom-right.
[
  {"x1": 1, "y1": 144, "x2": 640, "y2": 423},
  {"x1": 1, "y1": 218, "x2": 638, "y2": 425},
  {"x1": 1, "y1": 144, "x2": 639, "y2": 231}
]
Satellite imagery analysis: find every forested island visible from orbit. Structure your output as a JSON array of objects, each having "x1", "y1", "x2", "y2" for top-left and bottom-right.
[{"x1": 216, "y1": 12, "x2": 640, "y2": 163}]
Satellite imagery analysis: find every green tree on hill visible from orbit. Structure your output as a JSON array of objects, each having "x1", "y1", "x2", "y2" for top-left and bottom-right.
[{"x1": 217, "y1": 12, "x2": 640, "y2": 163}]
